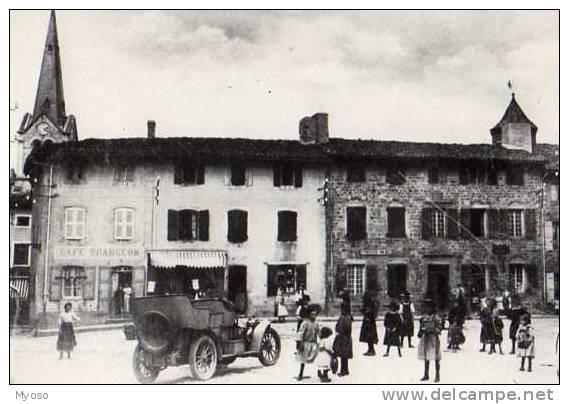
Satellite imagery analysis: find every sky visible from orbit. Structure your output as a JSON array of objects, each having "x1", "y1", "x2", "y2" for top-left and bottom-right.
[{"x1": 9, "y1": 10, "x2": 559, "y2": 155}]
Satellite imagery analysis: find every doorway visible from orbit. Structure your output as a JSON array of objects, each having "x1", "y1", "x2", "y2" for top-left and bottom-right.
[
  {"x1": 387, "y1": 264, "x2": 408, "y2": 299},
  {"x1": 111, "y1": 266, "x2": 133, "y2": 316},
  {"x1": 228, "y1": 265, "x2": 247, "y2": 314},
  {"x1": 427, "y1": 264, "x2": 450, "y2": 310}
]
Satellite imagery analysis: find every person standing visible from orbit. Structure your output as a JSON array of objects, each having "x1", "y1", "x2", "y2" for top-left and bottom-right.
[
  {"x1": 447, "y1": 300, "x2": 465, "y2": 351},
  {"x1": 489, "y1": 308, "x2": 504, "y2": 355},
  {"x1": 296, "y1": 294, "x2": 311, "y2": 331},
  {"x1": 123, "y1": 284, "x2": 133, "y2": 314},
  {"x1": 418, "y1": 300, "x2": 443, "y2": 382},
  {"x1": 276, "y1": 287, "x2": 288, "y2": 323},
  {"x1": 57, "y1": 303, "x2": 80, "y2": 360},
  {"x1": 113, "y1": 286, "x2": 124, "y2": 315},
  {"x1": 295, "y1": 305, "x2": 321, "y2": 381},
  {"x1": 359, "y1": 291, "x2": 379, "y2": 356},
  {"x1": 479, "y1": 304, "x2": 494, "y2": 352},
  {"x1": 383, "y1": 301, "x2": 402, "y2": 357},
  {"x1": 516, "y1": 314, "x2": 535, "y2": 372},
  {"x1": 399, "y1": 292, "x2": 415, "y2": 348},
  {"x1": 333, "y1": 302, "x2": 353, "y2": 377},
  {"x1": 508, "y1": 297, "x2": 530, "y2": 354},
  {"x1": 316, "y1": 327, "x2": 334, "y2": 383},
  {"x1": 502, "y1": 290, "x2": 511, "y2": 317}
]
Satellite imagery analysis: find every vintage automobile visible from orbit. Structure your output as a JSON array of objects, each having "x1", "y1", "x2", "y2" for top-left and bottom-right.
[{"x1": 127, "y1": 295, "x2": 281, "y2": 383}]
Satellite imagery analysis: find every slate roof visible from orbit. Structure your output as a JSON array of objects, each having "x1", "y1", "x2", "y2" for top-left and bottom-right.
[
  {"x1": 491, "y1": 94, "x2": 538, "y2": 131},
  {"x1": 25, "y1": 136, "x2": 550, "y2": 174}
]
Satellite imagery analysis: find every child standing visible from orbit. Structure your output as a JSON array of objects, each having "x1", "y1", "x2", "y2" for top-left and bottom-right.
[
  {"x1": 295, "y1": 305, "x2": 320, "y2": 381},
  {"x1": 399, "y1": 292, "x2": 415, "y2": 348},
  {"x1": 418, "y1": 300, "x2": 443, "y2": 382},
  {"x1": 489, "y1": 308, "x2": 504, "y2": 355},
  {"x1": 316, "y1": 327, "x2": 334, "y2": 383},
  {"x1": 447, "y1": 301, "x2": 465, "y2": 352},
  {"x1": 383, "y1": 301, "x2": 402, "y2": 357},
  {"x1": 516, "y1": 314, "x2": 535, "y2": 372},
  {"x1": 333, "y1": 302, "x2": 353, "y2": 377},
  {"x1": 57, "y1": 302, "x2": 80, "y2": 360}
]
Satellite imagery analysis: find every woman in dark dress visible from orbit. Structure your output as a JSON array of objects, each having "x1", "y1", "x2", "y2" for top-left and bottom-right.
[
  {"x1": 334, "y1": 302, "x2": 353, "y2": 376},
  {"x1": 359, "y1": 291, "x2": 379, "y2": 356},
  {"x1": 399, "y1": 292, "x2": 415, "y2": 348},
  {"x1": 479, "y1": 305, "x2": 494, "y2": 352},
  {"x1": 383, "y1": 301, "x2": 402, "y2": 357}
]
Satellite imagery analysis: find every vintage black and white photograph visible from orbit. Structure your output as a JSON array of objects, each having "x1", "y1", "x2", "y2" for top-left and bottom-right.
[{"x1": 8, "y1": 9, "x2": 560, "y2": 386}]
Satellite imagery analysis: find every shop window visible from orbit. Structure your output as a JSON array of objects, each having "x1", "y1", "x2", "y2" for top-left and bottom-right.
[
  {"x1": 167, "y1": 209, "x2": 209, "y2": 241},
  {"x1": 387, "y1": 207, "x2": 406, "y2": 238},
  {"x1": 12, "y1": 243, "x2": 30, "y2": 266},
  {"x1": 64, "y1": 207, "x2": 85, "y2": 240},
  {"x1": 346, "y1": 207, "x2": 366, "y2": 241},
  {"x1": 227, "y1": 210, "x2": 248, "y2": 243},
  {"x1": 346, "y1": 163, "x2": 366, "y2": 183},
  {"x1": 273, "y1": 162, "x2": 302, "y2": 188},
  {"x1": 62, "y1": 266, "x2": 86, "y2": 298},
  {"x1": 277, "y1": 211, "x2": 297, "y2": 242},
  {"x1": 174, "y1": 162, "x2": 205, "y2": 185},
  {"x1": 114, "y1": 164, "x2": 134, "y2": 185},
  {"x1": 346, "y1": 264, "x2": 365, "y2": 298},
  {"x1": 267, "y1": 264, "x2": 306, "y2": 296},
  {"x1": 114, "y1": 208, "x2": 135, "y2": 240}
]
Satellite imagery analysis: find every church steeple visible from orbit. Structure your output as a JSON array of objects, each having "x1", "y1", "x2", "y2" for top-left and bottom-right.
[
  {"x1": 490, "y1": 92, "x2": 538, "y2": 153},
  {"x1": 32, "y1": 10, "x2": 66, "y2": 127}
]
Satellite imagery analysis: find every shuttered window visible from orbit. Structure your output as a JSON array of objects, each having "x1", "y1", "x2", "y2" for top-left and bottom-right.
[
  {"x1": 277, "y1": 211, "x2": 297, "y2": 242},
  {"x1": 273, "y1": 162, "x2": 302, "y2": 187},
  {"x1": 174, "y1": 162, "x2": 205, "y2": 185},
  {"x1": 13, "y1": 243, "x2": 30, "y2": 266},
  {"x1": 227, "y1": 210, "x2": 248, "y2": 243},
  {"x1": 167, "y1": 209, "x2": 209, "y2": 241},
  {"x1": 230, "y1": 163, "x2": 247, "y2": 186},
  {"x1": 267, "y1": 264, "x2": 306, "y2": 296},
  {"x1": 114, "y1": 208, "x2": 135, "y2": 240},
  {"x1": 64, "y1": 207, "x2": 85, "y2": 240},
  {"x1": 346, "y1": 207, "x2": 366, "y2": 241},
  {"x1": 346, "y1": 164, "x2": 366, "y2": 183},
  {"x1": 387, "y1": 207, "x2": 406, "y2": 238}
]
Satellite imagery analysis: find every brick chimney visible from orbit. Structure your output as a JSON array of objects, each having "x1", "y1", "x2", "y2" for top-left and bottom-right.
[
  {"x1": 299, "y1": 113, "x2": 329, "y2": 144},
  {"x1": 147, "y1": 120, "x2": 156, "y2": 138}
]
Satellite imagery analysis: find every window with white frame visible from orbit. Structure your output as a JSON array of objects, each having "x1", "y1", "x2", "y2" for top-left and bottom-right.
[
  {"x1": 64, "y1": 207, "x2": 85, "y2": 240},
  {"x1": 430, "y1": 210, "x2": 446, "y2": 238},
  {"x1": 14, "y1": 214, "x2": 31, "y2": 227},
  {"x1": 346, "y1": 264, "x2": 365, "y2": 298},
  {"x1": 509, "y1": 264, "x2": 525, "y2": 294},
  {"x1": 114, "y1": 208, "x2": 135, "y2": 240},
  {"x1": 508, "y1": 210, "x2": 524, "y2": 238},
  {"x1": 62, "y1": 266, "x2": 86, "y2": 298}
]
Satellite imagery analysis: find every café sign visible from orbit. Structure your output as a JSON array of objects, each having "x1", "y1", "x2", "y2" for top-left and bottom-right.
[{"x1": 54, "y1": 245, "x2": 146, "y2": 265}]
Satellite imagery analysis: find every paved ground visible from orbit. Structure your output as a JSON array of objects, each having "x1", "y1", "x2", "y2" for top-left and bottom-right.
[{"x1": 10, "y1": 318, "x2": 559, "y2": 384}]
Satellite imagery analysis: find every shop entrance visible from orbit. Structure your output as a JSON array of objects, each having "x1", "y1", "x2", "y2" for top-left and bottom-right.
[
  {"x1": 111, "y1": 266, "x2": 132, "y2": 316},
  {"x1": 227, "y1": 265, "x2": 247, "y2": 314},
  {"x1": 427, "y1": 264, "x2": 450, "y2": 310}
]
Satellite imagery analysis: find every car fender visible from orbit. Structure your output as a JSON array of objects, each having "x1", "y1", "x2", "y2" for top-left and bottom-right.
[{"x1": 249, "y1": 320, "x2": 272, "y2": 353}]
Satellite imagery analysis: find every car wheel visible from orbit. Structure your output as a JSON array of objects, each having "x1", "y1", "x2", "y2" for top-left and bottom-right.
[
  {"x1": 189, "y1": 334, "x2": 218, "y2": 380},
  {"x1": 258, "y1": 327, "x2": 280, "y2": 366},
  {"x1": 132, "y1": 345, "x2": 160, "y2": 384}
]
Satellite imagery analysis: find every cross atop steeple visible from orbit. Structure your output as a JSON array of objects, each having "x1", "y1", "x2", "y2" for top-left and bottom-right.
[{"x1": 32, "y1": 10, "x2": 67, "y2": 127}]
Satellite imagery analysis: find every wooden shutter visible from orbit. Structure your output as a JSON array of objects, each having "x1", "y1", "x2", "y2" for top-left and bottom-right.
[
  {"x1": 178, "y1": 210, "x2": 192, "y2": 240},
  {"x1": 83, "y1": 267, "x2": 96, "y2": 300},
  {"x1": 388, "y1": 207, "x2": 405, "y2": 238},
  {"x1": 421, "y1": 208, "x2": 432, "y2": 239},
  {"x1": 447, "y1": 208, "x2": 459, "y2": 239},
  {"x1": 277, "y1": 211, "x2": 286, "y2": 241},
  {"x1": 294, "y1": 164, "x2": 303, "y2": 188},
  {"x1": 525, "y1": 209, "x2": 537, "y2": 240},
  {"x1": 488, "y1": 209, "x2": 500, "y2": 239},
  {"x1": 198, "y1": 210, "x2": 209, "y2": 241},
  {"x1": 460, "y1": 209, "x2": 471, "y2": 239},
  {"x1": 167, "y1": 210, "x2": 180, "y2": 241},
  {"x1": 273, "y1": 164, "x2": 282, "y2": 187},
  {"x1": 365, "y1": 265, "x2": 378, "y2": 292},
  {"x1": 499, "y1": 209, "x2": 510, "y2": 238},
  {"x1": 49, "y1": 267, "x2": 62, "y2": 302},
  {"x1": 335, "y1": 265, "x2": 347, "y2": 296},
  {"x1": 228, "y1": 210, "x2": 248, "y2": 243},
  {"x1": 267, "y1": 265, "x2": 278, "y2": 297},
  {"x1": 196, "y1": 164, "x2": 205, "y2": 185},
  {"x1": 289, "y1": 211, "x2": 297, "y2": 241},
  {"x1": 173, "y1": 163, "x2": 183, "y2": 184},
  {"x1": 296, "y1": 265, "x2": 307, "y2": 290}
]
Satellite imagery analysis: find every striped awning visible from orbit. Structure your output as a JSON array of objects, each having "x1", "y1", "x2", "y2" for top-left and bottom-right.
[
  {"x1": 10, "y1": 278, "x2": 29, "y2": 299},
  {"x1": 149, "y1": 250, "x2": 227, "y2": 269}
]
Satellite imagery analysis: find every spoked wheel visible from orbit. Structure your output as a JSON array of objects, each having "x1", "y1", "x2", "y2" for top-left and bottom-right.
[
  {"x1": 259, "y1": 327, "x2": 281, "y2": 366},
  {"x1": 132, "y1": 345, "x2": 161, "y2": 384},
  {"x1": 189, "y1": 334, "x2": 218, "y2": 380}
]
